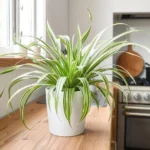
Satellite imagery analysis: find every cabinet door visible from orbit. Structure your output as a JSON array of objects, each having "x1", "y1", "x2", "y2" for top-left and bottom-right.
[
  {"x1": 69, "y1": 0, "x2": 113, "y2": 81},
  {"x1": 113, "y1": 0, "x2": 150, "y2": 13}
]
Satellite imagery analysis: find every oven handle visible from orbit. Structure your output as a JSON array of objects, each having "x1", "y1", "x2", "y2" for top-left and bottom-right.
[
  {"x1": 124, "y1": 106, "x2": 150, "y2": 111},
  {"x1": 125, "y1": 112, "x2": 150, "y2": 117}
]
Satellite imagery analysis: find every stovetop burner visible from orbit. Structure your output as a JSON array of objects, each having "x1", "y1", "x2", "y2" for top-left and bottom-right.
[{"x1": 119, "y1": 77, "x2": 150, "y2": 86}]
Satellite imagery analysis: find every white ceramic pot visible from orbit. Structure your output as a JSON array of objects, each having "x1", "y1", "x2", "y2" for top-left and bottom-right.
[
  {"x1": 13, "y1": 45, "x2": 27, "y2": 58},
  {"x1": 45, "y1": 88, "x2": 85, "y2": 136}
]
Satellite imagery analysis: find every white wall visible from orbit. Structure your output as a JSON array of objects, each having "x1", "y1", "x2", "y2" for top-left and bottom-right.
[
  {"x1": 113, "y1": 0, "x2": 150, "y2": 13},
  {"x1": 0, "y1": 68, "x2": 45, "y2": 118},
  {"x1": 69, "y1": 0, "x2": 113, "y2": 40},
  {"x1": 113, "y1": 19, "x2": 150, "y2": 78},
  {"x1": 69, "y1": 0, "x2": 113, "y2": 81},
  {"x1": 0, "y1": 47, "x2": 13, "y2": 55},
  {"x1": 46, "y1": 0, "x2": 69, "y2": 45}
]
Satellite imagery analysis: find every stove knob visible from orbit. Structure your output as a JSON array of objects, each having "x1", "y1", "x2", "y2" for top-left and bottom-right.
[
  {"x1": 127, "y1": 93, "x2": 132, "y2": 101},
  {"x1": 144, "y1": 93, "x2": 150, "y2": 101},
  {"x1": 133, "y1": 93, "x2": 141, "y2": 100}
]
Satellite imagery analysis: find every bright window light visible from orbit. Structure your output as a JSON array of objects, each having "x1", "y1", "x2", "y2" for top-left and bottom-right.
[
  {"x1": 0, "y1": 0, "x2": 11, "y2": 47},
  {"x1": 18, "y1": 0, "x2": 35, "y2": 44},
  {"x1": 0, "y1": 0, "x2": 45, "y2": 52}
]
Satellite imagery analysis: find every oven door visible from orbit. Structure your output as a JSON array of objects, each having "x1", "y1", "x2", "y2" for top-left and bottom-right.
[{"x1": 117, "y1": 104, "x2": 150, "y2": 150}]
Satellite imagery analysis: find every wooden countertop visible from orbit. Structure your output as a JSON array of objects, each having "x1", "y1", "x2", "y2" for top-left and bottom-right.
[
  {"x1": 0, "y1": 96, "x2": 111, "y2": 150},
  {"x1": 0, "y1": 58, "x2": 32, "y2": 67}
]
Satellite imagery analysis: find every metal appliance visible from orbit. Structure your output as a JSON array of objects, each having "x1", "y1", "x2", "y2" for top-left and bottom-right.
[{"x1": 117, "y1": 86, "x2": 150, "y2": 150}]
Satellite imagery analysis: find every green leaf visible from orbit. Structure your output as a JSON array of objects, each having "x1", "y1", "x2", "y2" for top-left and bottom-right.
[
  {"x1": 20, "y1": 35, "x2": 59, "y2": 59},
  {"x1": 0, "y1": 66, "x2": 20, "y2": 75},
  {"x1": 87, "y1": 9, "x2": 92, "y2": 21},
  {"x1": 55, "y1": 77, "x2": 67, "y2": 113},
  {"x1": 96, "y1": 86, "x2": 115, "y2": 119},
  {"x1": 92, "y1": 71, "x2": 110, "y2": 101},
  {"x1": 6, "y1": 83, "x2": 50, "y2": 115},
  {"x1": 0, "y1": 89, "x2": 5, "y2": 98},
  {"x1": 91, "y1": 92, "x2": 99, "y2": 108},
  {"x1": 47, "y1": 21, "x2": 61, "y2": 53},
  {"x1": 20, "y1": 85, "x2": 43, "y2": 129},
  {"x1": 78, "y1": 78, "x2": 91, "y2": 120},
  {"x1": 47, "y1": 87, "x2": 55, "y2": 111},
  {"x1": 63, "y1": 88, "x2": 75, "y2": 125},
  {"x1": 81, "y1": 26, "x2": 91, "y2": 44}
]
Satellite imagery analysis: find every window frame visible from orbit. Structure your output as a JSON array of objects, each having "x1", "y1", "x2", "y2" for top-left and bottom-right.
[
  {"x1": 0, "y1": 0, "x2": 37, "y2": 48},
  {"x1": 16, "y1": 0, "x2": 36, "y2": 43},
  {"x1": 0, "y1": 0, "x2": 46, "y2": 57},
  {"x1": 0, "y1": 0, "x2": 11, "y2": 47}
]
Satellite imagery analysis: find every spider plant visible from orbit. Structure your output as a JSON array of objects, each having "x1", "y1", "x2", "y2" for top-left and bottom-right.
[{"x1": 0, "y1": 12, "x2": 150, "y2": 128}]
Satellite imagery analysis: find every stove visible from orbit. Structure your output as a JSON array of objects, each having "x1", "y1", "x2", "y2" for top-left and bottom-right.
[
  {"x1": 119, "y1": 86, "x2": 150, "y2": 104},
  {"x1": 117, "y1": 86, "x2": 150, "y2": 150},
  {"x1": 119, "y1": 77, "x2": 150, "y2": 86}
]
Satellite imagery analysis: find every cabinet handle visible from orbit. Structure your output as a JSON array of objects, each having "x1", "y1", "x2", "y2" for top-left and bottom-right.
[
  {"x1": 124, "y1": 106, "x2": 150, "y2": 111},
  {"x1": 125, "y1": 112, "x2": 150, "y2": 117}
]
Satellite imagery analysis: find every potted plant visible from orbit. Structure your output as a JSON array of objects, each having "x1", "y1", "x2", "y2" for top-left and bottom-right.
[{"x1": 0, "y1": 13, "x2": 149, "y2": 137}]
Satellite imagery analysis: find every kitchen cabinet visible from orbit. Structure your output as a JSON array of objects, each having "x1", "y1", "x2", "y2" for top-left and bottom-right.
[{"x1": 113, "y1": 0, "x2": 150, "y2": 13}]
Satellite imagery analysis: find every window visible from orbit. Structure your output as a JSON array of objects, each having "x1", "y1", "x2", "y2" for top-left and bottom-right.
[
  {"x1": 0, "y1": 0, "x2": 45, "y2": 49},
  {"x1": 17, "y1": 0, "x2": 35, "y2": 44},
  {"x1": 0, "y1": 0, "x2": 12, "y2": 46}
]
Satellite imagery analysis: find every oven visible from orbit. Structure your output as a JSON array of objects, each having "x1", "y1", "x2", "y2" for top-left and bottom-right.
[{"x1": 117, "y1": 86, "x2": 150, "y2": 150}]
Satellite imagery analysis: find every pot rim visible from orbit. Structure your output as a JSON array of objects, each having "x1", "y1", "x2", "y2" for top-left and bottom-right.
[{"x1": 45, "y1": 87, "x2": 81, "y2": 93}]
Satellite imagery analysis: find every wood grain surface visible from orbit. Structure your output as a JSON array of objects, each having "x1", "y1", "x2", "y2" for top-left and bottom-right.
[
  {"x1": 111, "y1": 87, "x2": 118, "y2": 150},
  {"x1": 117, "y1": 45, "x2": 144, "y2": 77},
  {"x1": 0, "y1": 58, "x2": 33, "y2": 67},
  {"x1": 0, "y1": 96, "x2": 111, "y2": 150}
]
